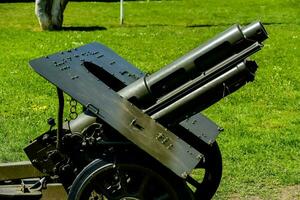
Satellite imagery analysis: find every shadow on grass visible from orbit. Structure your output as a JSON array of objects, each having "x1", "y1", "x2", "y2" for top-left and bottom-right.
[
  {"x1": 62, "y1": 26, "x2": 107, "y2": 31},
  {"x1": 59, "y1": 22, "x2": 284, "y2": 31},
  {"x1": 187, "y1": 22, "x2": 285, "y2": 28}
]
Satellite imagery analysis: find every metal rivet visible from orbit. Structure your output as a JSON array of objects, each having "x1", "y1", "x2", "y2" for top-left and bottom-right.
[{"x1": 181, "y1": 172, "x2": 188, "y2": 179}]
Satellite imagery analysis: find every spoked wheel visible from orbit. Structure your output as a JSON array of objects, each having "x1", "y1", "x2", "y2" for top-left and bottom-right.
[
  {"x1": 68, "y1": 159, "x2": 194, "y2": 200},
  {"x1": 187, "y1": 142, "x2": 222, "y2": 200}
]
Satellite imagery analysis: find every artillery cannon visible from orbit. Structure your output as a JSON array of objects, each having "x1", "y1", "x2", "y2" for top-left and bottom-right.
[{"x1": 0, "y1": 21, "x2": 268, "y2": 200}]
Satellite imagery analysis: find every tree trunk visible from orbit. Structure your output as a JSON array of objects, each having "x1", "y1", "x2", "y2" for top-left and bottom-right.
[{"x1": 35, "y1": 0, "x2": 68, "y2": 30}]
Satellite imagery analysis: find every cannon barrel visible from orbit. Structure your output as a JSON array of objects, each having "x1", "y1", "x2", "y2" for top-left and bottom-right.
[
  {"x1": 151, "y1": 60, "x2": 258, "y2": 125},
  {"x1": 118, "y1": 21, "x2": 267, "y2": 108},
  {"x1": 144, "y1": 42, "x2": 262, "y2": 124}
]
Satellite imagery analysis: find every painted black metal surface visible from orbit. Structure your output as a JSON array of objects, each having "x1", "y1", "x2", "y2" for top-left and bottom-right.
[
  {"x1": 179, "y1": 114, "x2": 221, "y2": 145},
  {"x1": 29, "y1": 42, "x2": 203, "y2": 178},
  {"x1": 44, "y1": 42, "x2": 144, "y2": 86},
  {"x1": 39, "y1": 42, "x2": 221, "y2": 145}
]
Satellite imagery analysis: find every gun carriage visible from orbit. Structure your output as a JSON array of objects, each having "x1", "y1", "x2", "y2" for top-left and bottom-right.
[{"x1": 0, "y1": 21, "x2": 268, "y2": 200}]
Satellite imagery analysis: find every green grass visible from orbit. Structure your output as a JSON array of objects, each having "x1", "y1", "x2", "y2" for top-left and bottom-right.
[{"x1": 0, "y1": 0, "x2": 299, "y2": 199}]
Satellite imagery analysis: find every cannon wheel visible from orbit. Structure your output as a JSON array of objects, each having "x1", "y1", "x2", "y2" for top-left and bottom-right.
[
  {"x1": 187, "y1": 141, "x2": 222, "y2": 200},
  {"x1": 68, "y1": 159, "x2": 194, "y2": 200}
]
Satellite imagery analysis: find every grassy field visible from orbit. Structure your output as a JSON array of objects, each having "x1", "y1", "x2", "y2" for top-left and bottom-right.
[{"x1": 0, "y1": 0, "x2": 299, "y2": 199}]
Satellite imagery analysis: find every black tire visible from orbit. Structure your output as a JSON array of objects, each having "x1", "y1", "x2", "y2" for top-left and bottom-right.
[
  {"x1": 190, "y1": 142, "x2": 222, "y2": 200},
  {"x1": 68, "y1": 159, "x2": 113, "y2": 200},
  {"x1": 68, "y1": 159, "x2": 194, "y2": 200}
]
